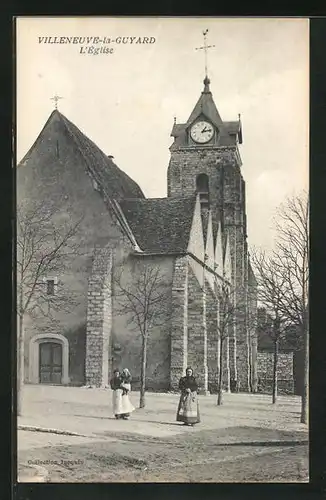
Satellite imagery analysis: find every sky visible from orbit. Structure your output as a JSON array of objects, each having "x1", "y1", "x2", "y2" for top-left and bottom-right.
[{"x1": 16, "y1": 17, "x2": 309, "y2": 250}]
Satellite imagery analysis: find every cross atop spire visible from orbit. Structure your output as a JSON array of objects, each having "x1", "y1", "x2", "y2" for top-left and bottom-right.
[
  {"x1": 195, "y1": 29, "x2": 215, "y2": 81},
  {"x1": 50, "y1": 94, "x2": 63, "y2": 110}
]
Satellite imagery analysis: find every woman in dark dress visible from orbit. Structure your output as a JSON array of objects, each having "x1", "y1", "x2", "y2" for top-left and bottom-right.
[{"x1": 176, "y1": 367, "x2": 200, "y2": 426}]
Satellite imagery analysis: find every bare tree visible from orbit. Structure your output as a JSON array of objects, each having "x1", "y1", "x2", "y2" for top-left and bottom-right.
[
  {"x1": 16, "y1": 200, "x2": 84, "y2": 415},
  {"x1": 251, "y1": 249, "x2": 290, "y2": 403},
  {"x1": 273, "y1": 192, "x2": 309, "y2": 423},
  {"x1": 114, "y1": 260, "x2": 170, "y2": 408},
  {"x1": 251, "y1": 192, "x2": 309, "y2": 420}
]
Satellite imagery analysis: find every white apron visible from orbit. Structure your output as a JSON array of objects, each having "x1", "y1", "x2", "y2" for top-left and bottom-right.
[{"x1": 112, "y1": 388, "x2": 135, "y2": 416}]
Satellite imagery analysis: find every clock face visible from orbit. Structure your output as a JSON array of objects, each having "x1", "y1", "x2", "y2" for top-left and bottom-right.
[{"x1": 190, "y1": 121, "x2": 214, "y2": 143}]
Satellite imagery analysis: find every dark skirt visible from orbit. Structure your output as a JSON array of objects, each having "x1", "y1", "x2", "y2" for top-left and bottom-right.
[{"x1": 176, "y1": 391, "x2": 200, "y2": 424}]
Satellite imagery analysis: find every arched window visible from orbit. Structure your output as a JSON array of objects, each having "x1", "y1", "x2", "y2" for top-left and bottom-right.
[{"x1": 196, "y1": 173, "x2": 209, "y2": 207}]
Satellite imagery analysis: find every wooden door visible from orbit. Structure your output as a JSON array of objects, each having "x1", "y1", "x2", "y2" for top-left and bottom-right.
[{"x1": 39, "y1": 342, "x2": 62, "y2": 384}]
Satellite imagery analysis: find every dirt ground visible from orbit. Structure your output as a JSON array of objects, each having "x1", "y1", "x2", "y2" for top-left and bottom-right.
[
  {"x1": 17, "y1": 387, "x2": 309, "y2": 483},
  {"x1": 18, "y1": 425, "x2": 308, "y2": 483}
]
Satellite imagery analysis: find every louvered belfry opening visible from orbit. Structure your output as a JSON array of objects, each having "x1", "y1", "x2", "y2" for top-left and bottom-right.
[{"x1": 196, "y1": 173, "x2": 210, "y2": 208}]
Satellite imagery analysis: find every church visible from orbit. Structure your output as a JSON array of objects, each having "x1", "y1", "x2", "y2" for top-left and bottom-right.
[{"x1": 17, "y1": 71, "x2": 258, "y2": 394}]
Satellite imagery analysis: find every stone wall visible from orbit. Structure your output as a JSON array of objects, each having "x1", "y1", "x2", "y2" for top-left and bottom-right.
[
  {"x1": 85, "y1": 246, "x2": 112, "y2": 387},
  {"x1": 17, "y1": 112, "x2": 126, "y2": 385},
  {"x1": 248, "y1": 276, "x2": 258, "y2": 392},
  {"x1": 224, "y1": 169, "x2": 250, "y2": 392},
  {"x1": 206, "y1": 285, "x2": 219, "y2": 393},
  {"x1": 167, "y1": 147, "x2": 241, "y2": 232},
  {"x1": 167, "y1": 144, "x2": 253, "y2": 394},
  {"x1": 187, "y1": 265, "x2": 208, "y2": 393},
  {"x1": 112, "y1": 253, "x2": 174, "y2": 391},
  {"x1": 257, "y1": 351, "x2": 294, "y2": 394},
  {"x1": 170, "y1": 256, "x2": 188, "y2": 389}
]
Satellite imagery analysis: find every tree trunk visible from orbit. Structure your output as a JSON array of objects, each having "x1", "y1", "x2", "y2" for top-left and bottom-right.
[
  {"x1": 17, "y1": 312, "x2": 24, "y2": 416},
  {"x1": 248, "y1": 335, "x2": 252, "y2": 392},
  {"x1": 217, "y1": 338, "x2": 224, "y2": 405},
  {"x1": 225, "y1": 336, "x2": 230, "y2": 393},
  {"x1": 139, "y1": 334, "x2": 147, "y2": 409},
  {"x1": 216, "y1": 333, "x2": 221, "y2": 392},
  {"x1": 251, "y1": 339, "x2": 258, "y2": 393},
  {"x1": 232, "y1": 332, "x2": 238, "y2": 389},
  {"x1": 246, "y1": 329, "x2": 251, "y2": 393},
  {"x1": 272, "y1": 337, "x2": 279, "y2": 404},
  {"x1": 300, "y1": 324, "x2": 309, "y2": 424}
]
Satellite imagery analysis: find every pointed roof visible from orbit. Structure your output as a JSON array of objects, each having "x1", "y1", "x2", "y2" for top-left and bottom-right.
[
  {"x1": 170, "y1": 78, "x2": 242, "y2": 150},
  {"x1": 186, "y1": 77, "x2": 223, "y2": 128},
  {"x1": 224, "y1": 234, "x2": 232, "y2": 283},
  {"x1": 205, "y1": 210, "x2": 215, "y2": 271},
  {"x1": 214, "y1": 222, "x2": 224, "y2": 276},
  {"x1": 118, "y1": 197, "x2": 196, "y2": 253},
  {"x1": 187, "y1": 194, "x2": 205, "y2": 263},
  {"x1": 248, "y1": 259, "x2": 257, "y2": 287},
  {"x1": 18, "y1": 110, "x2": 145, "y2": 201}
]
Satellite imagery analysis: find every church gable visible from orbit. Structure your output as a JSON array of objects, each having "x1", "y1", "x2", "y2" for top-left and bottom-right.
[
  {"x1": 205, "y1": 210, "x2": 215, "y2": 292},
  {"x1": 18, "y1": 110, "x2": 145, "y2": 202},
  {"x1": 187, "y1": 195, "x2": 205, "y2": 261},
  {"x1": 224, "y1": 233, "x2": 232, "y2": 283},
  {"x1": 17, "y1": 109, "x2": 138, "y2": 263},
  {"x1": 214, "y1": 222, "x2": 224, "y2": 278},
  {"x1": 59, "y1": 112, "x2": 145, "y2": 200},
  {"x1": 248, "y1": 259, "x2": 257, "y2": 287},
  {"x1": 187, "y1": 195, "x2": 206, "y2": 287}
]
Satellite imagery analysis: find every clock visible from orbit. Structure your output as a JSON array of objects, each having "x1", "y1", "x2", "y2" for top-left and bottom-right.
[{"x1": 190, "y1": 120, "x2": 214, "y2": 144}]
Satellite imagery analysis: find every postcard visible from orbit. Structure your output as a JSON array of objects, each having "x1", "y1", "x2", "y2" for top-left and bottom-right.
[{"x1": 16, "y1": 17, "x2": 309, "y2": 483}]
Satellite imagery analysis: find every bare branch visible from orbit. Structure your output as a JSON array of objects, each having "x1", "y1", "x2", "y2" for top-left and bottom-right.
[{"x1": 16, "y1": 200, "x2": 85, "y2": 318}]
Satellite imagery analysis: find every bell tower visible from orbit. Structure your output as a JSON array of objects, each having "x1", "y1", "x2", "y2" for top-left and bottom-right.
[
  {"x1": 167, "y1": 71, "x2": 251, "y2": 391},
  {"x1": 167, "y1": 74, "x2": 244, "y2": 235}
]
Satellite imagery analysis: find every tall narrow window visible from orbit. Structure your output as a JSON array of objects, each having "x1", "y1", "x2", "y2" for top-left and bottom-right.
[
  {"x1": 47, "y1": 279, "x2": 55, "y2": 296},
  {"x1": 196, "y1": 173, "x2": 210, "y2": 207}
]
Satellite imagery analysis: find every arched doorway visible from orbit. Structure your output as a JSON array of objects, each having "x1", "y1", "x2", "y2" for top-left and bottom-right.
[{"x1": 29, "y1": 333, "x2": 70, "y2": 384}]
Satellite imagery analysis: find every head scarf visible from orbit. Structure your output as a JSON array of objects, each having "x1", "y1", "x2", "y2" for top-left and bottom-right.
[
  {"x1": 122, "y1": 368, "x2": 131, "y2": 377},
  {"x1": 185, "y1": 366, "x2": 193, "y2": 376}
]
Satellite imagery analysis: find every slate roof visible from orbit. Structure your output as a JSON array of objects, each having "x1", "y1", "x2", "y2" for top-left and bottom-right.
[
  {"x1": 224, "y1": 120, "x2": 243, "y2": 144},
  {"x1": 118, "y1": 197, "x2": 196, "y2": 253},
  {"x1": 186, "y1": 77, "x2": 223, "y2": 127},
  {"x1": 19, "y1": 110, "x2": 145, "y2": 201}
]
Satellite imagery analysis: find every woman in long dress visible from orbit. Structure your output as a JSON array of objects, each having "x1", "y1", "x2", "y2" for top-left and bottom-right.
[
  {"x1": 176, "y1": 367, "x2": 200, "y2": 426},
  {"x1": 110, "y1": 369, "x2": 124, "y2": 419},
  {"x1": 120, "y1": 368, "x2": 135, "y2": 420}
]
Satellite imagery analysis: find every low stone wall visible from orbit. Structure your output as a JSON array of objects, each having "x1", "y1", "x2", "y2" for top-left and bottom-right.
[
  {"x1": 257, "y1": 350, "x2": 294, "y2": 395},
  {"x1": 257, "y1": 378, "x2": 294, "y2": 395}
]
